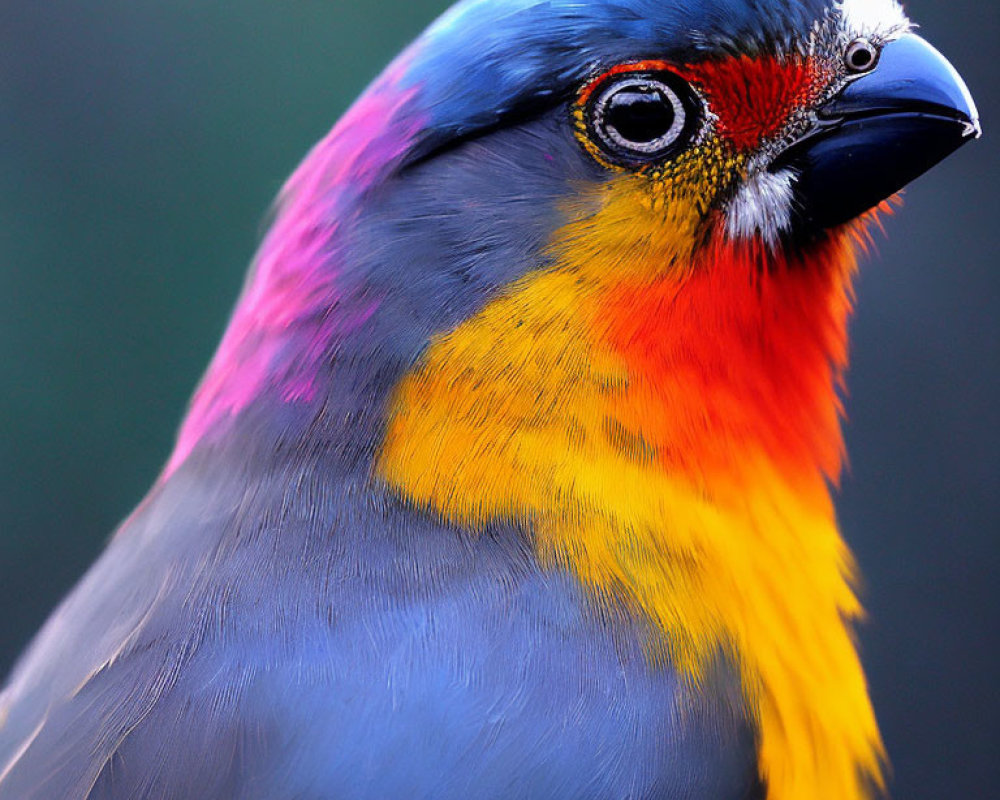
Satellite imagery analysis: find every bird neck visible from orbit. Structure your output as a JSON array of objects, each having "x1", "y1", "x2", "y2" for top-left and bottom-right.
[{"x1": 377, "y1": 225, "x2": 885, "y2": 799}]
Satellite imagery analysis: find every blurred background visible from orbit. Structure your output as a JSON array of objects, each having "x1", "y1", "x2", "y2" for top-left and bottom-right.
[{"x1": 1, "y1": 1, "x2": 996, "y2": 796}]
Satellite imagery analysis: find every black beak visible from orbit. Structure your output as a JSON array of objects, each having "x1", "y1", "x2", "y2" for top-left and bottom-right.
[{"x1": 774, "y1": 34, "x2": 981, "y2": 231}]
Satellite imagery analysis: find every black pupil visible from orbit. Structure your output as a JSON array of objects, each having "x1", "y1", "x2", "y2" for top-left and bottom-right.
[
  {"x1": 850, "y1": 46, "x2": 874, "y2": 70},
  {"x1": 605, "y1": 85, "x2": 676, "y2": 144}
]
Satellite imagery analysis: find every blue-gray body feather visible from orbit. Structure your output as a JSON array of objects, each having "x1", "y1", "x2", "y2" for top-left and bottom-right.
[{"x1": 0, "y1": 454, "x2": 760, "y2": 799}]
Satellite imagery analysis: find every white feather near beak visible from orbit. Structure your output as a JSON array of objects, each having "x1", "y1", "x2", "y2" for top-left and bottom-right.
[{"x1": 724, "y1": 168, "x2": 797, "y2": 245}]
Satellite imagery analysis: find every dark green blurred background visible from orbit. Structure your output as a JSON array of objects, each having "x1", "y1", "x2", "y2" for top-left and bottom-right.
[{"x1": 2, "y1": 1, "x2": 997, "y2": 797}]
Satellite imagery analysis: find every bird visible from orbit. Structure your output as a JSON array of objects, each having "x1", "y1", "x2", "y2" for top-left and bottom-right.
[{"x1": 0, "y1": 0, "x2": 980, "y2": 798}]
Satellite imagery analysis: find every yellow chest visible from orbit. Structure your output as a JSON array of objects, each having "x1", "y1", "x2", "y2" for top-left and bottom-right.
[{"x1": 376, "y1": 215, "x2": 885, "y2": 798}]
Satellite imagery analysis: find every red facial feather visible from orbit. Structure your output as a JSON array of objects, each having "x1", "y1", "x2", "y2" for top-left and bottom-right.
[
  {"x1": 680, "y1": 55, "x2": 825, "y2": 150},
  {"x1": 580, "y1": 55, "x2": 829, "y2": 154}
]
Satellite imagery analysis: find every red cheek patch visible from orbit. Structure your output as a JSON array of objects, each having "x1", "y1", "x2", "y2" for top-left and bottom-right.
[{"x1": 681, "y1": 56, "x2": 825, "y2": 151}]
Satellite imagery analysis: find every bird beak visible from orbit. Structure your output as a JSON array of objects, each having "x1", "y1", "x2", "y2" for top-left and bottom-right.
[{"x1": 773, "y1": 33, "x2": 981, "y2": 231}]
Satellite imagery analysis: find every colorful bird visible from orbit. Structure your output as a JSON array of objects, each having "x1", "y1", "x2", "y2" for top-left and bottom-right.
[{"x1": 0, "y1": 0, "x2": 979, "y2": 798}]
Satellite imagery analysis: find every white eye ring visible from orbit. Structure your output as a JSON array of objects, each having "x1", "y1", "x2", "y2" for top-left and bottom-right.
[
  {"x1": 845, "y1": 38, "x2": 880, "y2": 73},
  {"x1": 591, "y1": 75, "x2": 691, "y2": 159}
]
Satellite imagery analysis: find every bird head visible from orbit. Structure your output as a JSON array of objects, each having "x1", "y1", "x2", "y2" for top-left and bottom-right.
[{"x1": 166, "y1": 0, "x2": 979, "y2": 482}]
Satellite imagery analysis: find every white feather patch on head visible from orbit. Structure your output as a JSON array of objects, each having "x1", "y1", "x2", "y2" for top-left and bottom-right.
[
  {"x1": 724, "y1": 168, "x2": 797, "y2": 245},
  {"x1": 837, "y1": 0, "x2": 911, "y2": 41}
]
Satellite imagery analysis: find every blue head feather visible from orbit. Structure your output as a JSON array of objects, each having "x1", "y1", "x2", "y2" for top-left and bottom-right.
[{"x1": 404, "y1": 0, "x2": 832, "y2": 157}]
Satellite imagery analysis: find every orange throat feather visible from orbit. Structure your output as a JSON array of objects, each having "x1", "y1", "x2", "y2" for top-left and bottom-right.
[{"x1": 377, "y1": 200, "x2": 886, "y2": 799}]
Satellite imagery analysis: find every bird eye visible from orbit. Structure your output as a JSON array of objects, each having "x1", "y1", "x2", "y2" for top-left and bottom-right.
[
  {"x1": 586, "y1": 72, "x2": 700, "y2": 165},
  {"x1": 845, "y1": 38, "x2": 880, "y2": 73}
]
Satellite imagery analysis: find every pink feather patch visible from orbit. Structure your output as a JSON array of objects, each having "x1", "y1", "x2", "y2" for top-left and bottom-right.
[{"x1": 164, "y1": 57, "x2": 423, "y2": 478}]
